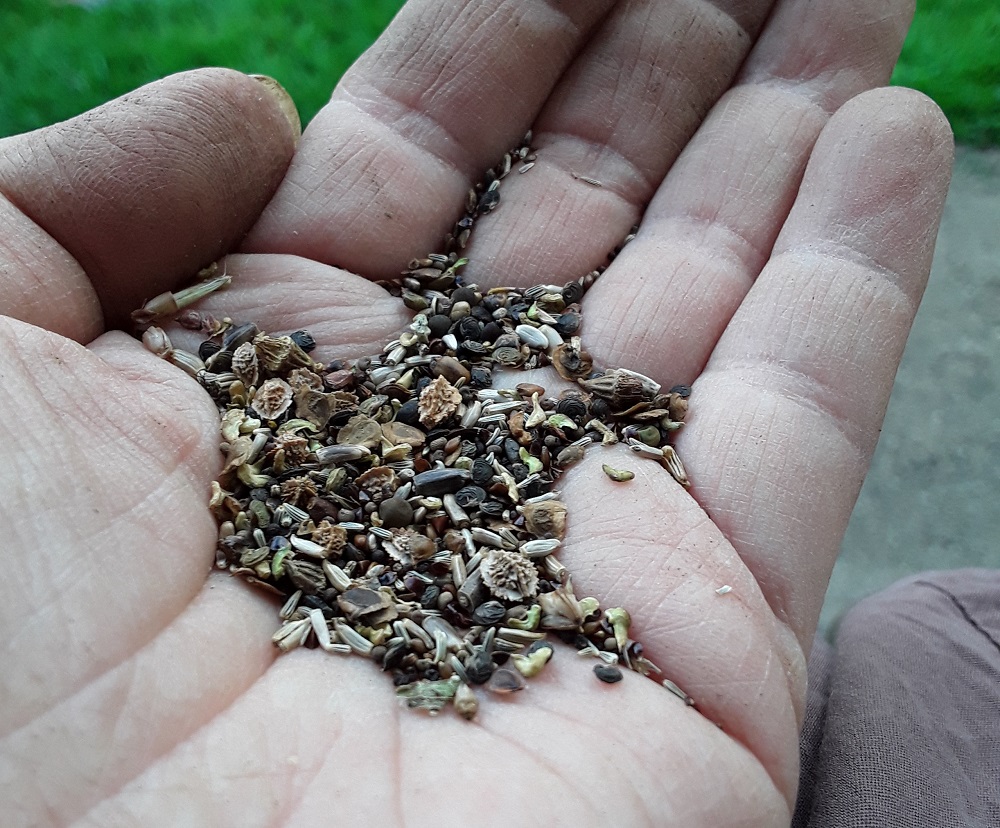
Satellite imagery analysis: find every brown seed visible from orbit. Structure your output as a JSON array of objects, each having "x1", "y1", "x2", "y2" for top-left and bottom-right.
[
  {"x1": 520, "y1": 500, "x2": 568, "y2": 540},
  {"x1": 551, "y1": 337, "x2": 593, "y2": 381},
  {"x1": 433, "y1": 355, "x2": 471, "y2": 385}
]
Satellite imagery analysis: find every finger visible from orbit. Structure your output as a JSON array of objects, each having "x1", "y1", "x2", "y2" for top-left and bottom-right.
[
  {"x1": 0, "y1": 322, "x2": 219, "y2": 736},
  {"x1": 460, "y1": 0, "x2": 774, "y2": 288},
  {"x1": 581, "y1": 0, "x2": 915, "y2": 382},
  {"x1": 558, "y1": 450, "x2": 806, "y2": 802},
  {"x1": 684, "y1": 88, "x2": 953, "y2": 643},
  {"x1": 0, "y1": 69, "x2": 300, "y2": 333},
  {"x1": 164, "y1": 254, "x2": 411, "y2": 364},
  {"x1": 244, "y1": 0, "x2": 616, "y2": 274},
  {"x1": 0, "y1": 194, "x2": 103, "y2": 342}
]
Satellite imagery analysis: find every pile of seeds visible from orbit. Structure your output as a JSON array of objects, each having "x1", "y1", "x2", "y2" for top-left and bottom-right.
[{"x1": 137, "y1": 133, "x2": 694, "y2": 717}]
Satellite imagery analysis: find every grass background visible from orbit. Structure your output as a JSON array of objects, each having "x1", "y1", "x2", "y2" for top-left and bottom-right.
[{"x1": 1, "y1": 0, "x2": 997, "y2": 145}]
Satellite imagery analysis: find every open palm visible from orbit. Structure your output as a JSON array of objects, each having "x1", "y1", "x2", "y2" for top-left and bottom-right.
[{"x1": 0, "y1": 1, "x2": 952, "y2": 825}]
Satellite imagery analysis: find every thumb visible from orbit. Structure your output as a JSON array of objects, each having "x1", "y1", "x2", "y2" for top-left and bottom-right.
[{"x1": 0, "y1": 68, "x2": 300, "y2": 334}]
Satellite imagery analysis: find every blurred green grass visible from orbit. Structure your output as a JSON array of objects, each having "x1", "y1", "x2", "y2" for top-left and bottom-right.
[
  {"x1": 1, "y1": 0, "x2": 998, "y2": 145},
  {"x1": 0, "y1": 0, "x2": 407, "y2": 137}
]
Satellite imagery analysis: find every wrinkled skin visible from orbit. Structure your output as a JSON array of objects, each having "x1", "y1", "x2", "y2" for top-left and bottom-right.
[{"x1": 0, "y1": 1, "x2": 952, "y2": 825}]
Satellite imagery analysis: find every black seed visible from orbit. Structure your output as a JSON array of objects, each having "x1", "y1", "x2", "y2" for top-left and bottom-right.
[
  {"x1": 521, "y1": 479, "x2": 544, "y2": 499},
  {"x1": 590, "y1": 398, "x2": 612, "y2": 419},
  {"x1": 222, "y1": 322, "x2": 258, "y2": 350},
  {"x1": 419, "y1": 585, "x2": 441, "y2": 609},
  {"x1": 480, "y1": 321, "x2": 503, "y2": 343},
  {"x1": 479, "y1": 499, "x2": 506, "y2": 517},
  {"x1": 555, "y1": 395, "x2": 588, "y2": 420},
  {"x1": 469, "y1": 367, "x2": 493, "y2": 388},
  {"x1": 471, "y1": 306, "x2": 493, "y2": 323},
  {"x1": 395, "y1": 399, "x2": 422, "y2": 426},
  {"x1": 428, "y1": 314, "x2": 452, "y2": 339},
  {"x1": 472, "y1": 457, "x2": 495, "y2": 486},
  {"x1": 300, "y1": 594, "x2": 333, "y2": 613},
  {"x1": 594, "y1": 664, "x2": 624, "y2": 683},
  {"x1": 412, "y1": 468, "x2": 472, "y2": 496},
  {"x1": 454, "y1": 485, "x2": 486, "y2": 509},
  {"x1": 555, "y1": 312, "x2": 581, "y2": 336},
  {"x1": 503, "y1": 439, "x2": 521, "y2": 464},
  {"x1": 460, "y1": 340, "x2": 488, "y2": 357},
  {"x1": 561, "y1": 281, "x2": 584, "y2": 304},
  {"x1": 383, "y1": 639, "x2": 408, "y2": 670},
  {"x1": 392, "y1": 671, "x2": 417, "y2": 687},
  {"x1": 207, "y1": 348, "x2": 233, "y2": 371},
  {"x1": 465, "y1": 650, "x2": 495, "y2": 684},
  {"x1": 669, "y1": 384, "x2": 692, "y2": 398},
  {"x1": 451, "y1": 286, "x2": 478, "y2": 305},
  {"x1": 456, "y1": 316, "x2": 483, "y2": 341},
  {"x1": 198, "y1": 340, "x2": 221, "y2": 361},
  {"x1": 471, "y1": 600, "x2": 507, "y2": 626},
  {"x1": 477, "y1": 188, "x2": 500, "y2": 214},
  {"x1": 290, "y1": 330, "x2": 317, "y2": 352}
]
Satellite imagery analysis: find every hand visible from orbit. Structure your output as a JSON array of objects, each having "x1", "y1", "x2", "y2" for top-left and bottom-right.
[{"x1": 0, "y1": 1, "x2": 952, "y2": 825}]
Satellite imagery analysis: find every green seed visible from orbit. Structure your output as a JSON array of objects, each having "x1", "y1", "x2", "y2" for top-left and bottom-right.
[{"x1": 602, "y1": 464, "x2": 635, "y2": 482}]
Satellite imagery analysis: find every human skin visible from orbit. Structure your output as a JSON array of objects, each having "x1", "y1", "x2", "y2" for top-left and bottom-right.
[{"x1": 0, "y1": 1, "x2": 952, "y2": 826}]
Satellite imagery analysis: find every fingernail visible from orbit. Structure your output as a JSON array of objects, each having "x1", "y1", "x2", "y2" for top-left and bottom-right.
[{"x1": 250, "y1": 74, "x2": 301, "y2": 143}]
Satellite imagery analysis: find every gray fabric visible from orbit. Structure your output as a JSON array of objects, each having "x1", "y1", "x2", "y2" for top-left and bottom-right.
[{"x1": 794, "y1": 569, "x2": 1000, "y2": 828}]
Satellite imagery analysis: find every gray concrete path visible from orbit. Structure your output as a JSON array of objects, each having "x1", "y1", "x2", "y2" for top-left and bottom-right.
[{"x1": 819, "y1": 145, "x2": 1000, "y2": 636}]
